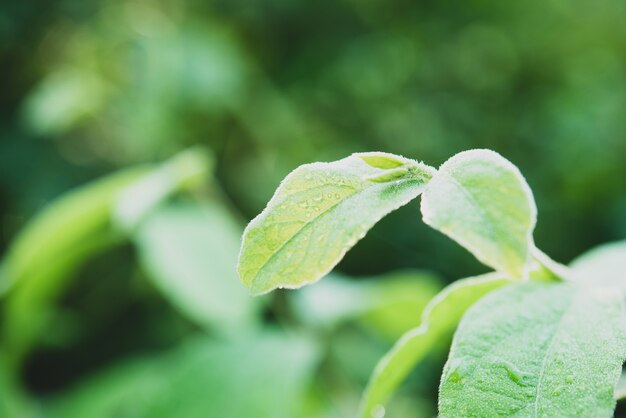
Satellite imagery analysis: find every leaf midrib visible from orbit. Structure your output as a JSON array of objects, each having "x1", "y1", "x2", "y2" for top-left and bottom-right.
[
  {"x1": 440, "y1": 171, "x2": 500, "y2": 262},
  {"x1": 533, "y1": 293, "x2": 573, "y2": 416}
]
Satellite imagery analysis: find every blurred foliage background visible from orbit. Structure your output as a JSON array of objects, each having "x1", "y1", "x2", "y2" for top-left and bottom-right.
[{"x1": 1, "y1": 0, "x2": 625, "y2": 417}]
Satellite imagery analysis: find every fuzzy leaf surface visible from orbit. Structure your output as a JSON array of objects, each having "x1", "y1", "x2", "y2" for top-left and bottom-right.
[
  {"x1": 570, "y1": 240, "x2": 626, "y2": 290},
  {"x1": 439, "y1": 282, "x2": 626, "y2": 417},
  {"x1": 421, "y1": 149, "x2": 536, "y2": 278},
  {"x1": 358, "y1": 273, "x2": 510, "y2": 418}
]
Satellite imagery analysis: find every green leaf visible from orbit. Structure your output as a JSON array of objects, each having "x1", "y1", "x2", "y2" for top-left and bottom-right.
[
  {"x1": 114, "y1": 146, "x2": 213, "y2": 232},
  {"x1": 50, "y1": 332, "x2": 319, "y2": 418},
  {"x1": 358, "y1": 272, "x2": 511, "y2": 418},
  {"x1": 439, "y1": 281, "x2": 626, "y2": 417},
  {"x1": 614, "y1": 372, "x2": 626, "y2": 401},
  {"x1": 238, "y1": 153, "x2": 435, "y2": 295},
  {"x1": 356, "y1": 152, "x2": 416, "y2": 169},
  {"x1": 0, "y1": 352, "x2": 36, "y2": 418},
  {"x1": 421, "y1": 149, "x2": 537, "y2": 278},
  {"x1": 290, "y1": 270, "x2": 442, "y2": 340},
  {"x1": 1, "y1": 148, "x2": 213, "y2": 362},
  {"x1": 570, "y1": 240, "x2": 626, "y2": 289},
  {"x1": 134, "y1": 202, "x2": 259, "y2": 331},
  {"x1": 0, "y1": 167, "x2": 148, "y2": 297},
  {"x1": 1, "y1": 167, "x2": 148, "y2": 362}
]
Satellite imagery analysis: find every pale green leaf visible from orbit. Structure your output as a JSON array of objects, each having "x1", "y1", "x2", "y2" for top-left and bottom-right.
[
  {"x1": 356, "y1": 152, "x2": 415, "y2": 169},
  {"x1": 439, "y1": 282, "x2": 626, "y2": 417},
  {"x1": 135, "y1": 202, "x2": 259, "y2": 331},
  {"x1": 114, "y1": 147, "x2": 213, "y2": 232},
  {"x1": 290, "y1": 270, "x2": 442, "y2": 340},
  {"x1": 614, "y1": 372, "x2": 626, "y2": 401},
  {"x1": 530, "y1": 247, "x2": 573, "y2": 281},
  {"x1": 50, "y1": 332, "x2": 319, "y2": 418},
  {"x1": 570, "y1": 240, "x2": 626, "y2": 289},
  {"x1": 358, "y1": 272, "x2": 511, "y2": 418},
  {"x1": 238, "y1": 153, "x2": 435, "y2": 295},
  {"x1": 23, "y1": 68, "x2": 107, "y2": 135},
  {"x1": 421, "y1": 149, "x2": 537, "y2": 278}
]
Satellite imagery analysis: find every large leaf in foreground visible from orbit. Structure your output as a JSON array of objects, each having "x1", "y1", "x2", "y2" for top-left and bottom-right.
[
  {"x1": 421, "y1": 150, "x2": 536, "y2": 278},
  {"x1": 358, "y1": 273, "x2": 510, "y2": 418},
  {"x1": 238, "y1": 153, "x2": 435, "y2": 295},
  {"x1": 439, "y1": 282, "x2": 626, "y2": 417}
]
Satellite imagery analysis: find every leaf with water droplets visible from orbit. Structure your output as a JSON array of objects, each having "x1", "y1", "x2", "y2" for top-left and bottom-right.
[
  {"x1": 238, "y1": 153, "x2": 435, "y2": 295},
  {"x1": 439, "y1": 281, "x2": 626, "y2": 417},
  {"x1": 421, "y1": 149, "x2": 537, "y2": 278},
  {"x1": 358, "y1": 272, "x2": 511, "y2": 418}
]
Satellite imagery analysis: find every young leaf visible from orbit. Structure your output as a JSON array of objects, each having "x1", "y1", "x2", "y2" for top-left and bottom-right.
[
  {"x1": 238, "y1": 153, "x2": 435, "y2": 295},
  {"x1": 421, "y1": 149, "x2": 537, "y2": 278},
  {"x1": 356, "y1": 152, "x2": 415, "y2": 169},
  {"x1": 439, "y1": 282, "x2": 626, "y2": 417},
  {"x1": 358, "y1": 272, "x2": 511, "y2": 418},
  {"x1": 569, "y1": 240, "x2": 626, "y2": 289}
]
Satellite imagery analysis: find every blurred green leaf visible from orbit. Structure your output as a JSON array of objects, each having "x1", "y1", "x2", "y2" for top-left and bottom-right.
[
  {"x1": 1, "y1": 167, "x2": 147, "y2": 361},
  {"x1": 570, "y1": 240, "x2": 626, "y2": 289},
  {"x1": 51, "y1": 332, "x2": 319, "y2": 418},
  {"x1": 421, "y1": 149, "x2": 537, "y2": 278},
  {"x1": 291, "y1": 270, "x2": 441, "y2": 341},
  {"x1": 439, "y1": 282, "x2": 626, "y2": 417},
  {"x1": 114, "y1": 147, "x2": 213, "y2": 232},
  {"x1": 23, "y1": 68, "x2": 107, "y2": 135},
  {"x1": 1, "y1": 168, "x2": 146, "y2": 296},
  {"x1": 0, "y1": 353, "x2": 37, "y2": 418},
  {"x1": 238, "y1": 153, "x2": 435, "y2": 295},
  {"x1": 615, "y1": 372, "x2": 626, "y2": 401},
  {"x1": 358, "y1": 272, "x2": 510, "y2": 418},
  {"x1": 134, "y1": 201, "x2": 259, "y2": 332},
  {"x1": 1, "y1": 148, "x2": 213, "y2": 361}
]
